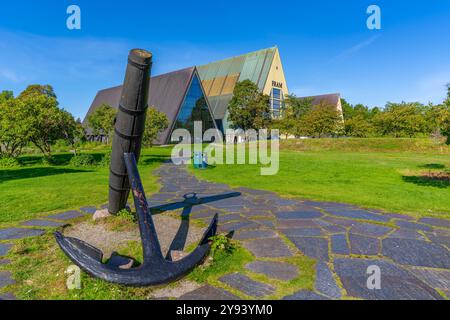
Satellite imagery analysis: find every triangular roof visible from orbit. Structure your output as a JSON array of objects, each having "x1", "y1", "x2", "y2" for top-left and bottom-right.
[
  {"x1": 299, "y1": 93, "x2": 341, "y2": 107},
  {"x1": 197, "y1": 47, "x2": 278, "y2": 120},
  {"x1": 83, "y1": 67, "x2": 216, "y2": 145}
]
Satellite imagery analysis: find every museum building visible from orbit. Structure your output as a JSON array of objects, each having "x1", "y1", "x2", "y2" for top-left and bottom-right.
[{"x1": 84, "y1": 46, "x2": 342, "y2": 144}]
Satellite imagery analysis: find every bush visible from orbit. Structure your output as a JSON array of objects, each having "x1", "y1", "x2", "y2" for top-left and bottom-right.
[
  {"x1": 69, "y1": 154, "x2": 96, "y2": 167},
  {"x1": 116, "y1": 209, "x2": 136, "y2": 223},
  {"x1": 210, "y1": 234, "x2": 236, "y2": 257},
  {"x1": 0, "y1": 157, "x2": 20, "y2": 168},
  {"x1": 99, "y1": 153, "x2": 111, "y2": 167}
]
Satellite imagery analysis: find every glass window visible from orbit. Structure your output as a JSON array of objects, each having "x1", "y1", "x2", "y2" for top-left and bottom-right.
[
  {"x1": 172, "y1": 74, "x2": 216, "y2": 140},
  {"x1": 272, "y1": 88, "x2": 281, "y2": 100},
  {"x1": 273, "y1": 99, "x2": 281, "y2": 110}
]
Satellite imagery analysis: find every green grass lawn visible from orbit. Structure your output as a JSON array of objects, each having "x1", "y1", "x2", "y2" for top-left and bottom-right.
[
  {"x1": 192, "y1": 138, "x2": 450, "y2": 218},
  {"x1": 0, "y1": 147, "x2": 172, "y2": 224}
]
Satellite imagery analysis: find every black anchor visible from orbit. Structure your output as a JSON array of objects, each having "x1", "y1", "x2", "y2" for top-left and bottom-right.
[{"x1": 55, "y1": 153, "x2": 240, "y2": 286}]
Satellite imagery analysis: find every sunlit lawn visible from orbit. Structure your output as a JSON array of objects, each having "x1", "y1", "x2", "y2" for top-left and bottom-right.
[
  {"x1": 0, "y1": 147, "x2": 172, "y2": 224},
  {"x1": 192, "y1": 139, "x2": 450, "y2": 218}
]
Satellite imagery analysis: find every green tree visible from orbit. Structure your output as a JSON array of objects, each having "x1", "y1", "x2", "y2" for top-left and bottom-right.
[
  {"x1": 143, "y1": 107, "x2": 169, "y2": 147},
  {"x1": 344, "y1": 115, "x2": 375, "y2": 137},
  {"x1": 0, "y1": 91, "x2": 13, "y2": 104},
  {"x1": 17, "y1": 85, "x2": 77, "y2": 157},
  {"x1": 373, "y1": 102, "x2": 428, "y2": 138},
  {"x1": 285, "y1": 95, "x2": 314, "y2": 119},
  {"x1": 87, "y1": 103, "x2": 117, "y2": 143},
  {"x1": 271, "y1": 104, "x2": 296, "y2": 139},
  {"x1": 228, "y1": 80, "x2": 271, "y2": 131},
  {"x1": 60, "y1": 113, "x2": 86, "y2": 155},
  {"x1": 341, "y1": 98, "x2": 354, "y2": 120},
  {"x1": 0, "y1": 97, "x2": 29, "y2": 158},
  {"x1": 441, "y1": 84, "x2": 450, "y2": 144},
  {"x1": 18, "y1": 84, "x2": 57, "y2": 100},
  {"x1": 298, "y1": 101, "x2": 343, "y2": 137}
]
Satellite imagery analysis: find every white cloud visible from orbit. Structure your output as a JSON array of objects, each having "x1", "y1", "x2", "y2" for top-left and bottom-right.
[
  {"x1": 334, "y1": 35, "x2": 380, "y2": 60},
  {"x1": 0, "y1": 68, "x2": 25, "y2": 83}
]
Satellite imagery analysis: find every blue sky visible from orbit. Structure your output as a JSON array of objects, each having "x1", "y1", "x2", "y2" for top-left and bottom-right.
[{"x1": 0, "y1": 0, "x2": 449, "y2": 119}]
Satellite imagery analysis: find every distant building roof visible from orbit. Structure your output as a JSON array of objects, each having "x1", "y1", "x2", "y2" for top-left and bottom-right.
[
  {"x1": 83, "y1": 67, "x2": 215, "y2": 145},
  {"x1": 197, "y1": 47, "x2": 278, "y2": 119},
  {"x1": 298, "y1": 93, "x2": 341, "y2": 107}
]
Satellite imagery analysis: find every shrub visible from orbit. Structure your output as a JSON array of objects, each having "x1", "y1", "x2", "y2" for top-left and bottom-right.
[
  {"x1": 99, "y1": 153, "x2": 111, "y2": 167},
  {"x1": 41, "y1": 156, "x2": 56, "y2": 166},
  {"x1": 116, "y1": 209, "x2": 136, "y2": 223},
  {"x1": 209, "y1": 234, "x2": 236, "y2": 257},
  {"x1": 0, "y1": 157, "x2": 20, "y2": 168},
  {"x1": 69, "y1": 154, "x2": 96, "y2": 167}
]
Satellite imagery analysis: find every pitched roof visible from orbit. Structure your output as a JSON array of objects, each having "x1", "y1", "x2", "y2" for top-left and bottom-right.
[
  {"x1": 197, "y1": 47, "x2": 278, "y2": 119},
  {"x1": 299, "y1": 93, "x2": 341, "y2": 107},
  {"x1": 84, "y1": 67, "x2": 211, "y2": 144}
]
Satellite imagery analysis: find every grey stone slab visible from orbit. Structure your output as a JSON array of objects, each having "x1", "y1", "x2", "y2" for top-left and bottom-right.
[
  {"x1": 0, "y1": 259, "x2": 11, "y2": 266},
  {"x1": 281, "y1": 228, "x2": 324, "y2": 237},
  {"x1": 409, "y1": 268, "x2": 450, "y2": 291},
  {"x1": 331, "y1": 234, "x2": 350, "y2": 255},
  {"x1": 254, "y1": 219, "x2": 276, "y2": 229},
  {"x1": 0, "y1": 271, "x2": 15, "y2": 289},
  {"x1": 46, "y1": 210, "x2": 85, "y2": 221},
  {"x1": 21, "y1": 219, "x2": 66, "y2": 228},
  {"x1": 273, "y1": 199, "x2": 302, "y2": 206},
  {"x1": 324, "y1": 209, "x2": 389, "y2": 223},
  {"x1": 277, "y1": 219, "x2": 320, "y2": 229},
  {"x1": 220, "y1": 214, "x2": 243, "y2": 223},
  {"x1": 350, "y1": 223, "x2": 393, "y2": 237},
  {"x1": 221, "y1": 206, "x2": 247, "y2": 213},
  {"x1": 389, "y1": 229, "x2": 426, "y2": 240},
  {"x1": 382, "y1": 238, "x2": 450, "y2": 269},
  {"x1": 244, "y1": 210, "x2": 273, "y2": 218},
  {"x1": 179, "y1": 285, "x2": 240, "y2": 300},
  {"x1": 234, "y1": 229, "x2": 278, "y2": 241},
  {"x1": 219, "y1": 273, "x2": 275, "y2": 298},
  {"x1": 419, "y1": 217, "x2": 450, "y2": 229},
  {"x1": 246, "y1": 261, "x2": 299, "y2": 281},
  {"x1": 0, "y1": 228, "x2": 45, "y2": 241},
  {"x1": 234, "y1": 187, "x2": 276, "y2": 197},
  {"x1": 0, "y1": 292, "x2": 17, "y2": 300},
  {"x1": 218, "y1": 220, "x2": 261, "y2": 233},
  {"x1": 191, "y1": 210, "x2": 217, "y2": 219},
  {"x1": 79, "y1": 206, "x2": 97, "y2": 214},
  {"x1": 315, "y1": 262, "x2": 342, "y2": 299},
  {"x1": 349, "y1": 234, "x2": 380, "y2": 256},
  {"x1": 394, "y1": 220, "x2": 433, "y2": 232},
  {"x1": 282, "y1": 290, "x2": 330, "y2": 300},
  {"x1": 333, "y1": 258, "x2": 442, "y2": 300},
  {"x1": 243, "y1": 238, "x2": 292, "y2": 258},
  {"x1": 384, "y1": 213, "x2": 415, "y2": 221},
  {"x1": 287, "y1": 237, "x2": 329, "y2": 261},
  {"x1": 321, "y1": 216, "x2": 358, "y2": 227},
  {"x1": 0, "y1": 243, "x2": 12, "y2": 257},
  {"x1": 426, "y1": 235, "x2": 450, "y2": 248},
  {"x1": 275, "y1": 210, "x2": 323, "y2": 220},
  {"x1": 323, "y1": 225, "x2": 347, "y2": 234}
]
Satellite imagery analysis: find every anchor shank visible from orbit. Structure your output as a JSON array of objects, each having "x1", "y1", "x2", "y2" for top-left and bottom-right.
[{"x1": 124, "y1": 153, "x2": 164, "y2": 262}]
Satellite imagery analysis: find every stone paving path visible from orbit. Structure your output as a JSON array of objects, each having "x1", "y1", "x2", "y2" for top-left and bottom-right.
[
  {"x1": 0, "y1": 160, "x2": 449, "y2": 300},
  {"x1": 151, "y1": 161, "x2": 450, "y2": 300}
]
